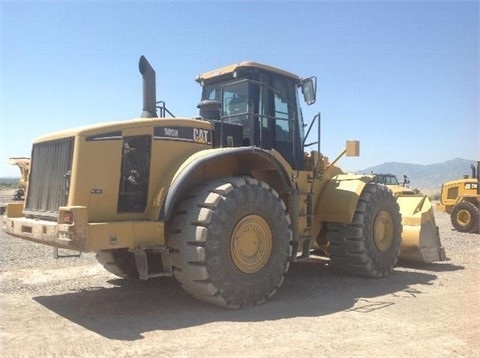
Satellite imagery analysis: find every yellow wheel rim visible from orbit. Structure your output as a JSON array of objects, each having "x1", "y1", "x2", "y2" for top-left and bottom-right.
[
  {"x1": 231, "y1": 215, "x2": 272, "y2": 273},
  {"x1": 457, "y1": 210, "x2": 471, "y2": 226},
  {"x1": 373, "y1": 210, "x2": 394, "y2": 252}
]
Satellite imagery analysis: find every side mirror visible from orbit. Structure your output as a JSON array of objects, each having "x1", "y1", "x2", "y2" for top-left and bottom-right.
[{"x1": 301, "y1": 77, "x2": 317, "y2": 105}]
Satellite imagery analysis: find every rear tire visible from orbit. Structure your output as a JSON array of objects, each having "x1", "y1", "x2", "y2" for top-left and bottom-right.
[
  {"x1": 451, "y1": 201, "x2": 479, "y2": 233},
  {"x1": 327, "y1": 184, "x2": 402, "y2": 278},
  {"x1": 168, "y1": 176, "x2": 292, "y2": 308}
]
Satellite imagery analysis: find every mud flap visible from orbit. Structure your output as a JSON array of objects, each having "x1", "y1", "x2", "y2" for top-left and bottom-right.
[{"x1": 396, "y1": 195, "x2": 447, "y2": 263}]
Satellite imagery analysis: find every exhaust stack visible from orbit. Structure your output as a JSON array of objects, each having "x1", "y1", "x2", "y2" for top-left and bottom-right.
[{"x1": 139, "y1": 56, "x2": 158, "y2": 118}]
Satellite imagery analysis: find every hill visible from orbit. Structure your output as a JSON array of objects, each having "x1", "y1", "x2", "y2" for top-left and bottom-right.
[
  {"x1": 358, "y1": 158, "x2": 477, "y2": 192},
  {"x1": 0, "y1": 177, "x2": 21, "y2": 188}
]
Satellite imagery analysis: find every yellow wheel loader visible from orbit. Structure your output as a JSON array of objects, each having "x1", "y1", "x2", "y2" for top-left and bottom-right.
[
  {"x1": 2, "y1": 57, "x2": 446, "y2": 308},
  {"x1": 372, "y1": 173, "x2": 419, "y2": 195},
  {"x1": 436, "y1": 161, "x2": 480, "y2": 233}
]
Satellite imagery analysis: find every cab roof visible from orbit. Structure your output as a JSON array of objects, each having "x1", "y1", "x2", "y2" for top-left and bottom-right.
[{"x1": 196, "y1": 61, "x2": 301, "y2": 84}]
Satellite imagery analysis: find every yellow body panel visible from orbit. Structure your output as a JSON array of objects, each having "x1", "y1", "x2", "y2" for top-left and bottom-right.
[
  {"x1": 5, "y1": 207, "x2": 164, "y2": 252},
  {"x1": 62, "y1": 117, "x2": 212, "y2": 222},
  {"x1": 316, "y1": 174, "x2": 369, "y2": 223},
  {"x1": 5, "y1": 202, "x2": 23, "y2": 218}
]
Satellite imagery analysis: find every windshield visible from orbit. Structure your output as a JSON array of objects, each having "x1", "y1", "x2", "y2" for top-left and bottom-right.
[
  {"x1": 222, "y1": 81, "x2": 250, "y2": 122},
  {"x1": 374, "y1": 175, "x2": 400, "y2": 185},
  {"x1": 203, "y1": 81, "x2": 249, "y2": 110}
]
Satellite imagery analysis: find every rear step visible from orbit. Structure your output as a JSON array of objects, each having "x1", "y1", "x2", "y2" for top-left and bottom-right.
[{"x1": 134, "y1": 247, "x2": 173, "y2": 280}]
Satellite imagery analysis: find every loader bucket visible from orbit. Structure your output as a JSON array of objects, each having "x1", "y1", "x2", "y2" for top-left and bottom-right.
[{"x1": 396, "y1": 194, "x2": 447, "y2": 263}]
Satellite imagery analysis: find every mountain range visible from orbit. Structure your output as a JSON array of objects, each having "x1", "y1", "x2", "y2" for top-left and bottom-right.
[{"x1": 358, "y1": 158, "x2": 477, "y2": 192}]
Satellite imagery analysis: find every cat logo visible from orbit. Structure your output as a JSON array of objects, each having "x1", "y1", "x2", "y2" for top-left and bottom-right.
[
  {"x1": 465, "y1": 183, "x2": 478, "y2": 190},
  {"x1": 193, "y1": 128, "x2": 210, "y2": 144}
]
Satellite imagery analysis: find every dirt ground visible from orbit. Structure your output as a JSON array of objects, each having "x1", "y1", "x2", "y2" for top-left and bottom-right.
[{"x1": 0, "y1": 189, "x2": 479, "y2": 357}]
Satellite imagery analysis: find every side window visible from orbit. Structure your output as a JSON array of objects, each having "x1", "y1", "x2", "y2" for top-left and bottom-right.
[
  {"x1": 270, "y1": 76, "x2": 303, "y2": 169},
  {"x1": 222, "y1": 81, "x2": 249, "y2": 121},
  {"x1": 274, "y1": 92, "x2": 290, "y2": 142},
  {"x1": 295, "y1": 91, "x2": 305, "y2": 143},
  {"x1": 202, "y1": 85, "x2": 220, "y2": 101},
  {"x1": 222, "y1": 81, "x2": 253, "y2": 144},
  {"x1": 274, "y1": 93, "x2": 289, "y2": 120},
  {"x1": 118, "y1": 135, "x2": 151, "y2": 213}
]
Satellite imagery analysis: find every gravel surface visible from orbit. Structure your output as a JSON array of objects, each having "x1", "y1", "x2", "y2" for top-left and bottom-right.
[{"x1": 0, "y1": 188, "x2": 479, "y2": 357}]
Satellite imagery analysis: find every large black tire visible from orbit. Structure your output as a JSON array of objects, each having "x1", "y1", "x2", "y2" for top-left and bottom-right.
[
  {"x1": 451, "y1": 201, "x2": 480, "y2": 233},
  {"x1": 95, "y1": 249, "x2": 139, "y2": 279},
  {"x1": 168, "y1": 176, "x2": 292, "y2": 308},
  {"x1": 327, "y1": 184, "x2": 402, "y2": 278}
]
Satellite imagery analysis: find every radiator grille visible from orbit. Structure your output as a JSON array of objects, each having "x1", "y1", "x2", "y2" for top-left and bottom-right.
[{"x1": 25, "y1": 138, "x2": 74, "y2": 219}]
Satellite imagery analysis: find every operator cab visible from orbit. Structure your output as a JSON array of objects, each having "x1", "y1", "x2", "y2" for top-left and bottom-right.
[
  {"x1": 372, "y1": 174, "x2": 401, "y2": 186},
  {"x1": 196, "y1": 62, "x2": 316, "y2": 170}
]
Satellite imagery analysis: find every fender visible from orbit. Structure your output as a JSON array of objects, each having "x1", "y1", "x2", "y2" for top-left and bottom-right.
[
  {"x1": 159, "y1": 146, "x2": 293, "y2": 221},
  {"x1": 315, "y1": 174, "x2": 371, "y2": 224}
]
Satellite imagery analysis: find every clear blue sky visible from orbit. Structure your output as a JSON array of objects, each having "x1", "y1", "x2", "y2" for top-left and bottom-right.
[{"x1": 1, "y1": 0, "x2": 478, "y2": 177}]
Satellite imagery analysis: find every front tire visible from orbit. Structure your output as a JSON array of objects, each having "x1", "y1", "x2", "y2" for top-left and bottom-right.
[
  {"x1": 168, "y1": 176, "x2": 292, "y2": 308},
  {"x1": 451, "y1": 201, "x2": 479, "y2": 233},
  {"x1": 327, "y1": 184, "x2": 402, "y2": 278}
]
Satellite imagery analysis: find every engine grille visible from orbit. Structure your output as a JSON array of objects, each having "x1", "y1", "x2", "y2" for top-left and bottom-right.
[{"x1": 24, "y1": 138, "x2": 74, "y2": 219}]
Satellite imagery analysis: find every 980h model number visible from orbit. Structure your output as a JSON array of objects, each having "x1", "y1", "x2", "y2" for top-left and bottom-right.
[
  {"x1": 164, "y1": 128, "x2": 179, "y2": 137},
  {"x1": 154, "y1": 125, "x2": 211, "y2": 145}
]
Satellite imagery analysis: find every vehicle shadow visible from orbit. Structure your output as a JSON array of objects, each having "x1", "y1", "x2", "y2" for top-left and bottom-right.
[
  {"x1": 33, "y1": 258, "x2": 438, "y2": 341},
  {"x1": 397, "y1": 260, "x2": 465, "y2": 273}
]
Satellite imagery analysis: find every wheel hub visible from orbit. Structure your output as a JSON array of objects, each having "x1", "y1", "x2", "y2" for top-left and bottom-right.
[
  {"x1": 231, "y1": 215, "x2": 272, "y2": 273},
  {"x1": 457, "y1": 210, "x2": 471, "y2": 226},
  {"x1": 373, "y1": 210, "x2": 394, "y2": 252}
]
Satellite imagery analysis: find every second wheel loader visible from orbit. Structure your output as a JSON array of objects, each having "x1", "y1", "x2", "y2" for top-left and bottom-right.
[
  {"x1": 3, "y1": 57, "x2": 446, "y2": 308},
  {"x1": 436, "y1": 161, "x2": 480, "y2": 233}
]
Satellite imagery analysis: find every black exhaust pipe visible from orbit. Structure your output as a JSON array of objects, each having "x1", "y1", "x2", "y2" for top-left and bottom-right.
[{"x1": 139, "y1": 56, "x2": 158, "y2": 118}]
